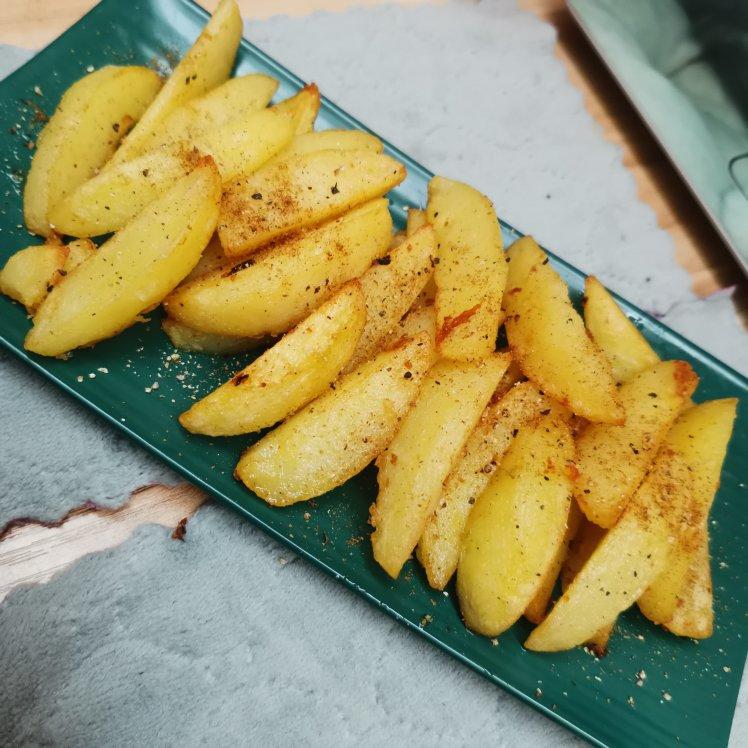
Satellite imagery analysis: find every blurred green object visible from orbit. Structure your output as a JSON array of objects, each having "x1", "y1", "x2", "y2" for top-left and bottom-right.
[{"x1": 569, "y1": 0, "x2": 748, "y2": 274}]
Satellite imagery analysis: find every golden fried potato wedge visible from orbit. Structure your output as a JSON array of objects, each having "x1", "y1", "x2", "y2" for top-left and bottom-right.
[
  {"x1": 0, "y1": 242, "x2": 69, "y2": 312},
  {"x1": 406, "y1": 208, "x2": 427, "y2": 235},
  {"x1": 370, "y1": 354, "x2": 509, "y2": 579},
  {"x1": 110, "y1": 0, "x2": 242, "y2": 164},
  {"x1": 25, "y1": 160, "x2": 221, "y2": 357},
  {"x1": 383, "y1": 303, "x2": 437, "y2": 352},
  {"x1": 63, "y1": 239, "x2": 96, "y2": 273},
  {"x1": 637, "y1": 399, "x2": 737, "y2": 631},
  {"x1": 236, "y1": 333, "x2": 434, "y2": 505},
  {"x1": 180, "y1": 282, "x2": 366, "y2": 436},
  {"x1": 144, "y1": 74, "x2": 279, "y2": 153},
  {"x1": 427, "y1": 176, "x2": 506, "y2": 361},
  {"x1": 417, "y1": 381, "x2": 550, "y2": 590},
  {"x1": 277, "y1": 129, "x2": 383, "y2": 160},
  {"x1": 343, "y1": 225, "x2": 435, "y2": 371},
  {"x1": 583, "y1": 276, "x2": 659, "y2": 384},
  {"x1": 182, "y1": 235, "x2": 228, "y2": 284},
  {"x1": 23, "y1": 66, "x2": 162, "y2": 236},
  {"x1": 164, "y1": 199, "x2": 392, "y2": 337},
  {"x1": 457, "y1": 416, "x2": 574, "y2": 637},
  {"x1": 51, "y1": 108, "x2": 294, "y2": 237},
  {"x1": 560, "y1": 518, "x2": 614, "y2": 655},
  {"x1": 271, "y1": 84, "x2": 321, "y2": 134},
  {"x1": 218, "y1": 149, "x2": 406, "y2": 256},
  {"x1": 663, "y1": 529, "x2": 713, "y2": 639},
  {"x1": 504, "y1": 236, "x2": 623, "y2": 424},
  {"x1": 524, "y1": 501, "x2": 583, "y2": 625},
  {"x1": 575, "y1": 360, "x2": 698, "y2": 528},
  {"x1": 162, "y1": 318, "x2": 264, "y2": 355},
  {"x1": 525, "y1": 445, "x2": 692, "y2": 652}
]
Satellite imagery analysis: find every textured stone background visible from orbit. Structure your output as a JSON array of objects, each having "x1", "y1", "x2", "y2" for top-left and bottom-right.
[{"x1": 0, "y1": 1, "x2": 745, "y2": 745}]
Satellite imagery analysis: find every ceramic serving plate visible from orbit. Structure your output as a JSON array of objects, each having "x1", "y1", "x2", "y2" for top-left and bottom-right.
[{"x1": 0, "y1": 1, "x2": 745, "y2": 745}]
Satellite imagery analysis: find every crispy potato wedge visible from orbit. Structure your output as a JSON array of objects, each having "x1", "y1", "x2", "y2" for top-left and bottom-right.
[
  {"x1": 218, "y1": 149, "x2": 406, "y2": 256},
  {"x1": 370, "y1": 354, "x2": 509, "y2": 579},
  {"x1": 25, "y1": 160, "x2": 221, "y2": 357},
  {"x1": 271, "y1": 84, "x2": 321, "y2": 134},
  {"x1": 583, "y1": 276, "x2": 659, "y2": 384},
  {"x1": 144, "y1": 74, "x2": 279, "y2": 153},
  {"x1": 637, "y1": 399, "x2": 737, "y2": 631},
  {"x1": 524, "y1": 501, "x2": 583, "y2": 625},
  {"x1": 575, "y1": 360, "x2": 698, "y2": 528},
  {"x1": 63, "y1": 239, "x2": 96, "y2": 273},
  {"x1": 406, "y1": 208, "x2": 427, "y2": 235},
  {"x1": 525, "y1": 445, "x2": 692, "y2": 652},
  {"x1": 504, "y1": 236, "x2": 623, "y2": 424},
  {"x1": 164, "y1": 199, "x2": 392, "y2": 337},
  {"x1": 277, "y1": 130, "x2": 383, "y2": 160},
  {"x1": 162, "y1": 317, "x2": 264, "y2": 355},
  {"x1": 0, "y1": 242, "x2": 69, "y2": 312},
  {"x1": 427, "y1": 176, "x2": 506, "y2": 361},
  {"x1": 457, "y1": 416, "x2": 574, "y2": 637},
  {"x1": 381, "y1": 302, "x2": 437, "y2": 354},
  {"x1": 344, "y1": 225, "x2": 435, "y2": 371},
  {"x1": 180, "y1": 282, "x2": 366, "y2": 435},
  {"x1": 51, "y1": 108, "x2": 295, "y2": 237},
  {"x1": 110, "y1": 0, "x2": 242, "y2": 164},
  {"x1": 560, "y1": 518, "x2": 614, "y2": 655},
  {"x1": 182, "y1": 235, "x2": 227, "y2": 284},
  {"x1": 236, "y1": 333, "x2": 434, "y2": 505},
  {"x1": 24, "y1": 66, "x2": 162, "y2": 236},
  {"x1": 417, "y1": 381, "x2": 550, "y2": 590},
  {"x1": 664, "y1": 528, "x2": 713, "y2": 639},
  {"x1": 494, "y1": 352, "x2": 524, "y2": 398}
]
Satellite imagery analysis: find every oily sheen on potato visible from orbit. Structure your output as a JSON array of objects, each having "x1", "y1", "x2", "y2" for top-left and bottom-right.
[
  {"x1": 637, "y1": 399, "x2": 737, "y2": 633},
  {"x1": 456, "y1": 416, "x2": 574, "y2": 637},
  {"x1": 25, "y1": 160, "x2": 221, "y2": 357},
  {"x1": 23, "y1": 65, "x2": 162, "y2": 236},
  {"x1": 370, "y1": 354, "x2": 509, "y2": 579},
  {"x1": 525, "y1": 445, "x2": 693, "y2": 652},
  {"x1": 180, "y1": 282, "x2": 366, "y2": 436},
  {"x1": 235, "y1": 333, "x2": 434, "y2": 506},
  {"x1": 504, "y1": 236, "x2": 623, "y2": 424},
  {"x1": 575, "y1": 360, "x2": 698, "y2": 528},
  {"x1": 109, "y1": 0, "x2": 242, "y2": 164},
  {"x1": 218, "y1": 149, "x2": 406, "y2": 256},
  {"x1": 417, "y1": 381, "x2": 550, "y2": 591},
  {"x1": 164, "y1": 199, "x2": 392, "y2": 338},
  {"x1": 427, "y1": 176, "x2": 506, "y2": 361}
]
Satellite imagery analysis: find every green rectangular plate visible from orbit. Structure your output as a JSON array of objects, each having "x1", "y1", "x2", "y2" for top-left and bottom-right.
[{"x1": 0, "y1": 1, "x2": 745, "y2": 745}]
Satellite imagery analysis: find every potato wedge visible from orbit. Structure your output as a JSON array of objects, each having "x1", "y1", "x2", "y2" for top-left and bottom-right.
[
  {"x1": 236, "y1": 333, "x2": 434, "y2": 505},
  {"x1": 664, "y1": 528, "x2": 713, "y2": 639},
  {"x1": 637, "y1": 399, "x2": 737, "y2": 630},
  {"x1": 51, "y1": 108, "x2": 294, "y2": 237},
  {"x1": 457, "y1": 416, "x2": 574, "y2": 637},
  {"x1": 0, "y1": 241, "x2": 69, "y2": 312},
  {"x1": 271, "y1": 84, "x2": 321, "y2": 134},
  {"x1": 504, "y1": 236, "x2": 623, "y2": 424},
  {"x1": 406, "y1": 208, "x2": 427, "y2": 235},
  {"x1": 524, "y1": 444, "x2": 692, "y2": 652},
  {"x1": 343, "y1": 225, "x2": 435, "y2": 371},
  {"x1": 164, "y1": 199, "x2": 392, "y2": 338},
  {"x1": 63, "y1": 239, "x2": 96, "y2": 273},
  {"x1": 218, "y1": 149, "x2": 406, "y2": 256},
  {"x1": 180, "y1": 282, "x2": 366, "y2": 435},
  {"x1": 383, "y1": 303, "x2": 437, "y2": 352},
  {"x1": 560, "y1": 518, "x2": 614, "y2": 655},
  {"x1": 144, "y1": 74, "x2": 279, "y2": 153},
  {"x1": 427, "y1": 176, "x2": 506, "y2": 361},
  {"x1": 524, "y1": 501, "x2": 583, "y2": 625},
  {"x1": 277, "y1": 130, "x2": 383, "y2": 160},
  {"x1": 583, "y1": 276, "x2": 659, "y2": 384},
  {"x1": 162, "y1": 318, "x2": 264, "y2": 355},
  {"x1": 417, "y1": 381, "x2": 551, "y2": 590},
  {"x1": 25, "y1": 160, "x2": 221, "y2": 357},
  {"x1": 575, "y1": 360, "x2": 698, "y2": 528},
  {"x1": 23, "y1": 66, "x2": 162, "y2": 236},
  {"x1": 370, "y1": 354, "x2": 509, "y2": 579},
  {"x1": 110, "y1": 0, "x2": 242, "y2": 164},
  {"x1": 182, "y1": 235, "x2": 228, "y2": 284}
]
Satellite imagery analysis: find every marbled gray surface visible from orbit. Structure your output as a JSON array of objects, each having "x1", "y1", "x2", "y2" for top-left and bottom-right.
[{"x1": 0, "y1": 1, "x2": 745, "y2": 745}]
